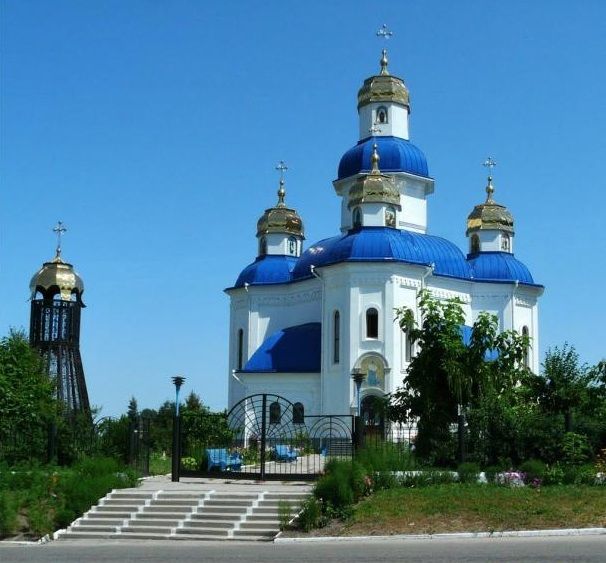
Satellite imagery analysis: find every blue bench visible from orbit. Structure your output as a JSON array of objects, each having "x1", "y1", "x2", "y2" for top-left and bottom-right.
[
  {"x1": 274, "y1": 444, "x2": 297, "y2": 462},
  {"x1": 206, "y1": 448, "x2": 242, "y2": 471}
]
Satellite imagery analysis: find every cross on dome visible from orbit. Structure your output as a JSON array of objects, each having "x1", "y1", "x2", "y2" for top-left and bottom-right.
[
  {"x1": 275, "y1": 161, "x2": 288, "y2": 206},
  {"x1": 482, "y1": 157, "x2": 497, "y2": 202},
  {"x1": 53, "y1": 221, "x2": 67, "y2": 258},
  {"x1": 376, "y1": 24, "x2": 393, "y2": 40}
]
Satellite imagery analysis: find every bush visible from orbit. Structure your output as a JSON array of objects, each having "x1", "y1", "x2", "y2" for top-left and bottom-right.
[
  {"x1": 372, "y1": 471, "x2": 399, "y2": 491},
  {"x1": 0, "y1": 492, "x2": 18, "y2": 537},
  {"x1": 457, "y1": 462, "x2": 481, "y2": 484},
  {"x1": 298, "y1": 497, "x2": 324, "y2": 532},
  {"x1": 520, "y1": 459, "x2": 546, "y2": 483},
  {"x1": 561, "y1": 433, "x2": 592, "y2": 466},
  {"x1": 543, "y1": 463, "x2": 565, "y2": 486},
  {"x1": 398, "y1": 470, "x2": 458, "y2": 488},
  {"x1": 355, "y1": 443, "x2": 416, "y2": 472}
]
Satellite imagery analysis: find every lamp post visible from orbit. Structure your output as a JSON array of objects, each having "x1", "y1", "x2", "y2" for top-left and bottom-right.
[
  {"x1": 171, "y1": 376, "x2": 186, "y2": 482},
  {"x1": 351, "y1": 368, "x2": 366, "y2": 452}
]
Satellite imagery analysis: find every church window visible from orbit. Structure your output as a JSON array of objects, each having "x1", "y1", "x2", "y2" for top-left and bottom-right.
[
  {"x1": 522, "y1": 326, "x2": 530, "y2": 368},
  {"x1": 385, "y1": 206, "x2": 396, "y2": 228},
  {"x1": 470, "y1": 234, "x2": 480, "y2": 254},
  {"x1": 237, "y1": 329, "x2": 244, "y2": 370},
  {"x1": 259, "y1": 236, "x2": 267, "y2": 256},
  {"x1": 353, "y1": 207, "x2": 362, "y2": 229},
  {"x1": 293, "y1": 402, "x2": 304, "y2": 424},
  {"x1": 376, "y1": 106, "x2": 388, "y2": 124},
  {"x1": 333, "y1": 310, "x2": 340, "y2": 364},
  {"x1": 288, "y1": 236, "x2": 297, "y2": 255},
  {"x1": 501, "y1": 234, "x2": 510, "y2": 251},
  {"x1": 269, "y1": 401, "x2": 281, "y2": 424},
  {"x1": 366, "y1": 308, "x2": 379, "y2": 339}
]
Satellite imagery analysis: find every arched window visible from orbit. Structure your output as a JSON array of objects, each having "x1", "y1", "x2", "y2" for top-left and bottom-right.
[
  {"x1": 366, "y1": 308, "x2": 379, "y2": 339},
  {"x1": 293, "y1": 402, "x2": 304, "y2": 424},
  {"x1": 522, "y1": 326, "x2": 530, "y2": 368},
  {"x1": 333, "y1": 310, "x2": 340, "y2": 364},
  {"x1": 288, "y1": 236, "x2": 297, "y2": 255},
  {"x1": 470, "y1": 234, "x2": 480, "y2": 254},
  {"x1": 352, "y1": 207, "x2": 362, "y2": 229},
  {"x1": 269, "y1": 401, "x2": 281, "y2": 424},
  {"x1": 501, "y1": 234, "x2": 510, "y2": 251},
  {"x1": 376, "y1": 106, "x2": 388, "y2": 124},
  {"x1": 237, "y1": 329, "x2": 244, "y2": 370},
  {"x1": 385, "y1": 206, "x2": 396, "y2": 228},
  {"x1": 259, "y1": 236, "x2": 267, "y2": 256}
]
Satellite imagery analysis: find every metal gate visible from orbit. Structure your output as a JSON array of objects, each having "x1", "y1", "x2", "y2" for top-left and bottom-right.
[{"x1": 179, "y1": 394, "x2": 353, "y2": 480}]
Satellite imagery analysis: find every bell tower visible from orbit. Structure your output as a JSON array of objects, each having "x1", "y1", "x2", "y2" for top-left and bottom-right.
[{"x1": 29, "y1": 222, "x2": 91, "y2": 416}]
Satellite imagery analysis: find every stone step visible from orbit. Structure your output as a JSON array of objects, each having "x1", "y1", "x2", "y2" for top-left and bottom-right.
[
  {"x1": 103, "y1": 499, "x2": 147, "y2": 506},
  {"x1": 58, "y1": 531, "x2": 118, "y2": 540},
  {"x1": 171, "y1": 531, "x2": 230, "y2": 541},
  {"x1": 174, "y1": 527, "x2": 229, "y2": 536},
  {"x1": 142, "y1": 505, "x2": 194, "y2": 513},
  {"x1": 109, "y1": 492, "x2": 153, "y2": 499},
  {"x1": 157, "y1": 493, "x2": 210, "y2": 500},
  {"x1": 238, "y1": 521, "x2": 279, "y2": 531},
  {"x1": 122, "y1": 525, "x2": 173, "y2": 535},
  {"x1": 198, "y1": 505, "x2": 249, "y2": 514},
  {"x1": 128, "y1": 518, "x2": 180, "y2": 527},
  {"x1": 68, "y1": 524, "x2": 118, "y2": 533},
  {"x1": 182, "y1": 520, "x2": 234, "y2": 530},
  {"x1": 90, "y1": 509, "x2": 136, "y2": 517},
  {"x1": 210, "y1": 494, "x2": 259, "y2": 500},
  {"x1": 204, "y1": 500, "x2": 253, "y2": 507},
  {"x1": 78, "y1": 518, "x2": 125, "y2": 527},
  {"x1": 151, "y1": 499, "x2": 199, "y2": 506},
  {"x1": 232, "y1": 528, "x2": 277, "y2": 538},
  {"x1": 135, "y1": 511, "x2": 189, "y2": 519}
]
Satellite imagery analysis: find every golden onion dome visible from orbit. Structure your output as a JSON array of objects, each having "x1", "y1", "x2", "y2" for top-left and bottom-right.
[
  {"x1": 348, "y1": 144, "x2": 401, "y2": 209},
  {"x1": 357, "y1": 49, "x2": 410, "y2": 111},
  {"x1": 466, "y1": 177, "x2": 514, "y2": 235},
  {"x1": 30, "y1": 251, "x2": 85, "y2": 302},
  {"x1": 256, "y1": 179, "x2": 304, "y2": 238}
]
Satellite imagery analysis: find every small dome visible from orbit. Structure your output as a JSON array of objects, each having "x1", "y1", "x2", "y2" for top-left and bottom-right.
[
  {"x1": 338, "y1": 136, "x2": 429, "y2": 180},
  {"x1": 468, "y1": 252, "x2": 536, "y2": 285},
  {"x1": 357, "y1": 49, "x2": 410, "y2": 111},
  {"x1": 30, "y1": 253, "x2": 84, "y2": 302},
  {"x1": 234, "y1": 255, "x2": 298, "y2": 288},
  {"x1": 466, "y1": 177, "x2": 514, "y2": 235},
  {"x1": 256, "y1": 179, "x2": 304, "y2": 238},
  {"x1": 348, "y1": 144, "x2": 401, "y2": 209}
]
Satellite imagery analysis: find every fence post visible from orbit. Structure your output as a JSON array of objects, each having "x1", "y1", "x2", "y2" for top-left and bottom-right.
[
  {"x1": 353, "y1": 415, "x2": 364, "y2": 454},
  {"x1": 171, "y1": 414, "x2": 181, "y2": 482},
  {"x1": 259, "y1": 394, "x2": 267, "y2": 480}
]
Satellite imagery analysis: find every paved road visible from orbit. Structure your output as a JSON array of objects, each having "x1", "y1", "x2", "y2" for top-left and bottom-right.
[{"x1": 1, "y1": 536, "x2": 606, "y2": 562}]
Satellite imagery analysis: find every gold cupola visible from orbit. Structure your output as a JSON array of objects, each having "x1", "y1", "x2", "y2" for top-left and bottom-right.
[
  {"x1": 357, "y1": 49, "x2": 410, "y2": 111},
  {"x1": 466, "y1": 175, "x2": 514, "y2": 236},
  {"x1": 348, "y1": 144, "x2": 401, "y2": 209},
  {"x1": 256, "y1": 178, "x2": 304, "y2": 239},
  {"x1": 30, "y1": 250, "x2": 85, "y2": 303}
]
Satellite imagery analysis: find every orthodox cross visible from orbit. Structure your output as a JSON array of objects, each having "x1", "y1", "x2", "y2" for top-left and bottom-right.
[
  {"x1": 376, "y1": 24, "x2": 393, "y2": 40},
  {"x1": 275, "y1": 161, "x2": 288, "y2": 205},
  {"x1": 53, "y1": 221, "x2": 67, "y2": 256},
  {"x1": 369, "y1": 125, "x2": 382, "y2": 135},
  {"x1": 482, "y1": 156, "x2": 497, "y2": 177}
]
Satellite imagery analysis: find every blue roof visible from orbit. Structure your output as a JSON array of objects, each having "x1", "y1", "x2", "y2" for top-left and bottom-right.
[
  {"x1": 468, "y1": 252, "x2": 536, "y2": 285},
  {"x1": 292, "y1": 227, "x2": 472, "y2": 280},
  {"x1": 337, "y1": 136, "x2": 429, "y2": 180},
  {"x1": 235, "y1": 255, "x2": 298, "y2": 288},
  {"x1": 242, "y1": 323, "x2": 321, "y2": 373}
]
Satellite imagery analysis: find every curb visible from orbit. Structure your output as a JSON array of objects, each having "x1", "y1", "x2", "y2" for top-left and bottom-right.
[{"x1": 274, "y1": 527, "x2": 606, "y2": 543}]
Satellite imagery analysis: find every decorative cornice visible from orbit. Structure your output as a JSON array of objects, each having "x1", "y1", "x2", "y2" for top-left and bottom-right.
[
  {"x1": 515, "y1": 296, "x2": 535, "y2": 308},
  {"x1": 255, "y1": 288, "x2": 321, "y2": 306}
]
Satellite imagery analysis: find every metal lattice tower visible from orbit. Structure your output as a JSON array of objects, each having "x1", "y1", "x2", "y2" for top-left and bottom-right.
[{"x1": 29, "y1": 222, "x2": 91, "y2": 416}]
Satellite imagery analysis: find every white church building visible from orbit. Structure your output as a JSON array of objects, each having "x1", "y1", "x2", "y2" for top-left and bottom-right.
[{"x1": 226, "y1": 49, "x2": 543, "y2": 421}]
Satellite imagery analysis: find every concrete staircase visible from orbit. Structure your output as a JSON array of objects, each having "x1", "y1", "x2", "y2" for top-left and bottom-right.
[{"x1": 57, "y1": 488, "x2": 309, "y2": 541}]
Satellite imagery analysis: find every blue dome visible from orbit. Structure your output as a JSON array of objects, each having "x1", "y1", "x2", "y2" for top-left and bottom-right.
[
  {"x1": 292, "y1": 227, "x2": 471, "y2": 280},
  {"x1": 337, "y1": 136, "x2": 429, "y2": 180},
  {"x1": 234, "y1": 255, "x2": 298, "y2": 288},
  {"x1": 468, "y1": 252, "x2": 536, "y2": 285},
  {"x1": 242, "y1": 323, "x2": 321, "y2": 373}
]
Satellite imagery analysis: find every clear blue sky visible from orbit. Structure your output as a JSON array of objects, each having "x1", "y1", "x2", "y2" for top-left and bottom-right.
[{"x1": 1, "y1": 0, "x2": 604, "y2": 417}]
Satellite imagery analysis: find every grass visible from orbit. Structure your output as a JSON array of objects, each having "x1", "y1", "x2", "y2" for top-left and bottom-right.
[
  {"x1": 148, "y1": 452, "x2": 172, "y2": 475},
  {"x1": 339, "y1": 485, "x2": 606, "y2": 535}
]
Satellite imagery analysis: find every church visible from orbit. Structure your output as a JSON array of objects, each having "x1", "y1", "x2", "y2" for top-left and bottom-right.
[{"x1": 226, "y1": 47, "x2": 543, "y2": 422}]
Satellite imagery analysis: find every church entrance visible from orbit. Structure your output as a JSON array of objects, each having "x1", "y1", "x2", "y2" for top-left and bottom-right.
[
  {"x1": 177, "y1": 393, "x2": 354, "y2": 481},
  {"x1": 360, "y1": 395, "x2": 385, "y2": 441}
]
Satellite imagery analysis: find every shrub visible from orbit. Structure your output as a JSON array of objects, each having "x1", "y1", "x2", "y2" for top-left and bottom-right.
[
  {"x1": 560, "y1": 433, "x2": 592, "y2": 466},
  {"x1": 355, "y1": 443, "x2": 416, "y2": 472},
  {"x1": 277, "y1": 500, "x2": 292, "y2": 531},
  {"x1": 457, "y1": 462, "x2": 481, "y2": 484},
  {"x1": 398, "y1": 470, "x2": 458, "y2": 488},
  {"x1": 0, "y1": 491, "x2": 18, "y2": 537},
  {"x1": 298, "y1": 497, "x2": 324, "y2": 532},
  {"x1": 543, "y1": 463, "x2": 565, "y2": 486},
  {"x1": 372, "y1": 471, "x2": 399, "y2": 491},
  {"x1": 520, "y1": 459, "x2": 546, "y2": 483}
]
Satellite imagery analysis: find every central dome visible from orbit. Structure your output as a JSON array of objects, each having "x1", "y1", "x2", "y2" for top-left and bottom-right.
[{"x1": 338, "y1": 136, "x2": 429, "y2": 180}]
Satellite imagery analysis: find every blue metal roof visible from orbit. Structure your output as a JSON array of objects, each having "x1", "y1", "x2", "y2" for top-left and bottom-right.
[
  {"x1": 337, "y1": 136, "x2": 429, "y2": 180},
  {"x1": 468, "y1": 252, "x2": 535, "y2": 285},
  {"x1": 292, "y1": 227, "x2": 472, "y2": 280},
  {"x1": 234, "y1": 255, "x2": 298, "y2": 288},
  {"x1": 242, "y1": 322, "x2": 321, "y2": 373}
]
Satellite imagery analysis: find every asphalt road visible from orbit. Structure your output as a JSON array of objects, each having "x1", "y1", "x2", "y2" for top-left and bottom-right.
[{"x1": 1, "y1": 536, "x2": 606, "y2": 563}]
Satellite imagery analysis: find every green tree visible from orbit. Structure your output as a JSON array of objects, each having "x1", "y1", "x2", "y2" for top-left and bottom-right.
[
  {"x1": 390, "y1": 290, "x2": 529, "y2": 465},
  {"x1": 0, "y1": 330, "x2": 58, "y2": 463},
  {"x1": 127, "y1": 396, "x2": 139, "y2": 422}
]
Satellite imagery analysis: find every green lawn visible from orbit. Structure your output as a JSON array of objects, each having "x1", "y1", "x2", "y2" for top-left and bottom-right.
[{"x1": 341, "y1": 485, "x2": 606, "y2": 535}]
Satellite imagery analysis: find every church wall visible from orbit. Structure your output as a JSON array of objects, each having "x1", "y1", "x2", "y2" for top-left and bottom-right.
[
  {"x1": 395, "y1": 177, "x2": 428, "y2": 233},
  {"x1": 358, "y1": 103, "x2": 409, "y2": 139}
]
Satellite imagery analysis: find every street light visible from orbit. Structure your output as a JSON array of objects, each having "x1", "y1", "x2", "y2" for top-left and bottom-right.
[
  {"x1": 172, "y1": 376, "x2": 186, "y2": 416},
  {"x1": 351, "y1": 368, "x2": 366, "y2": 415},
  {"x1": 171, "y1": 376, "x2": 186, "y2": 482}
]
